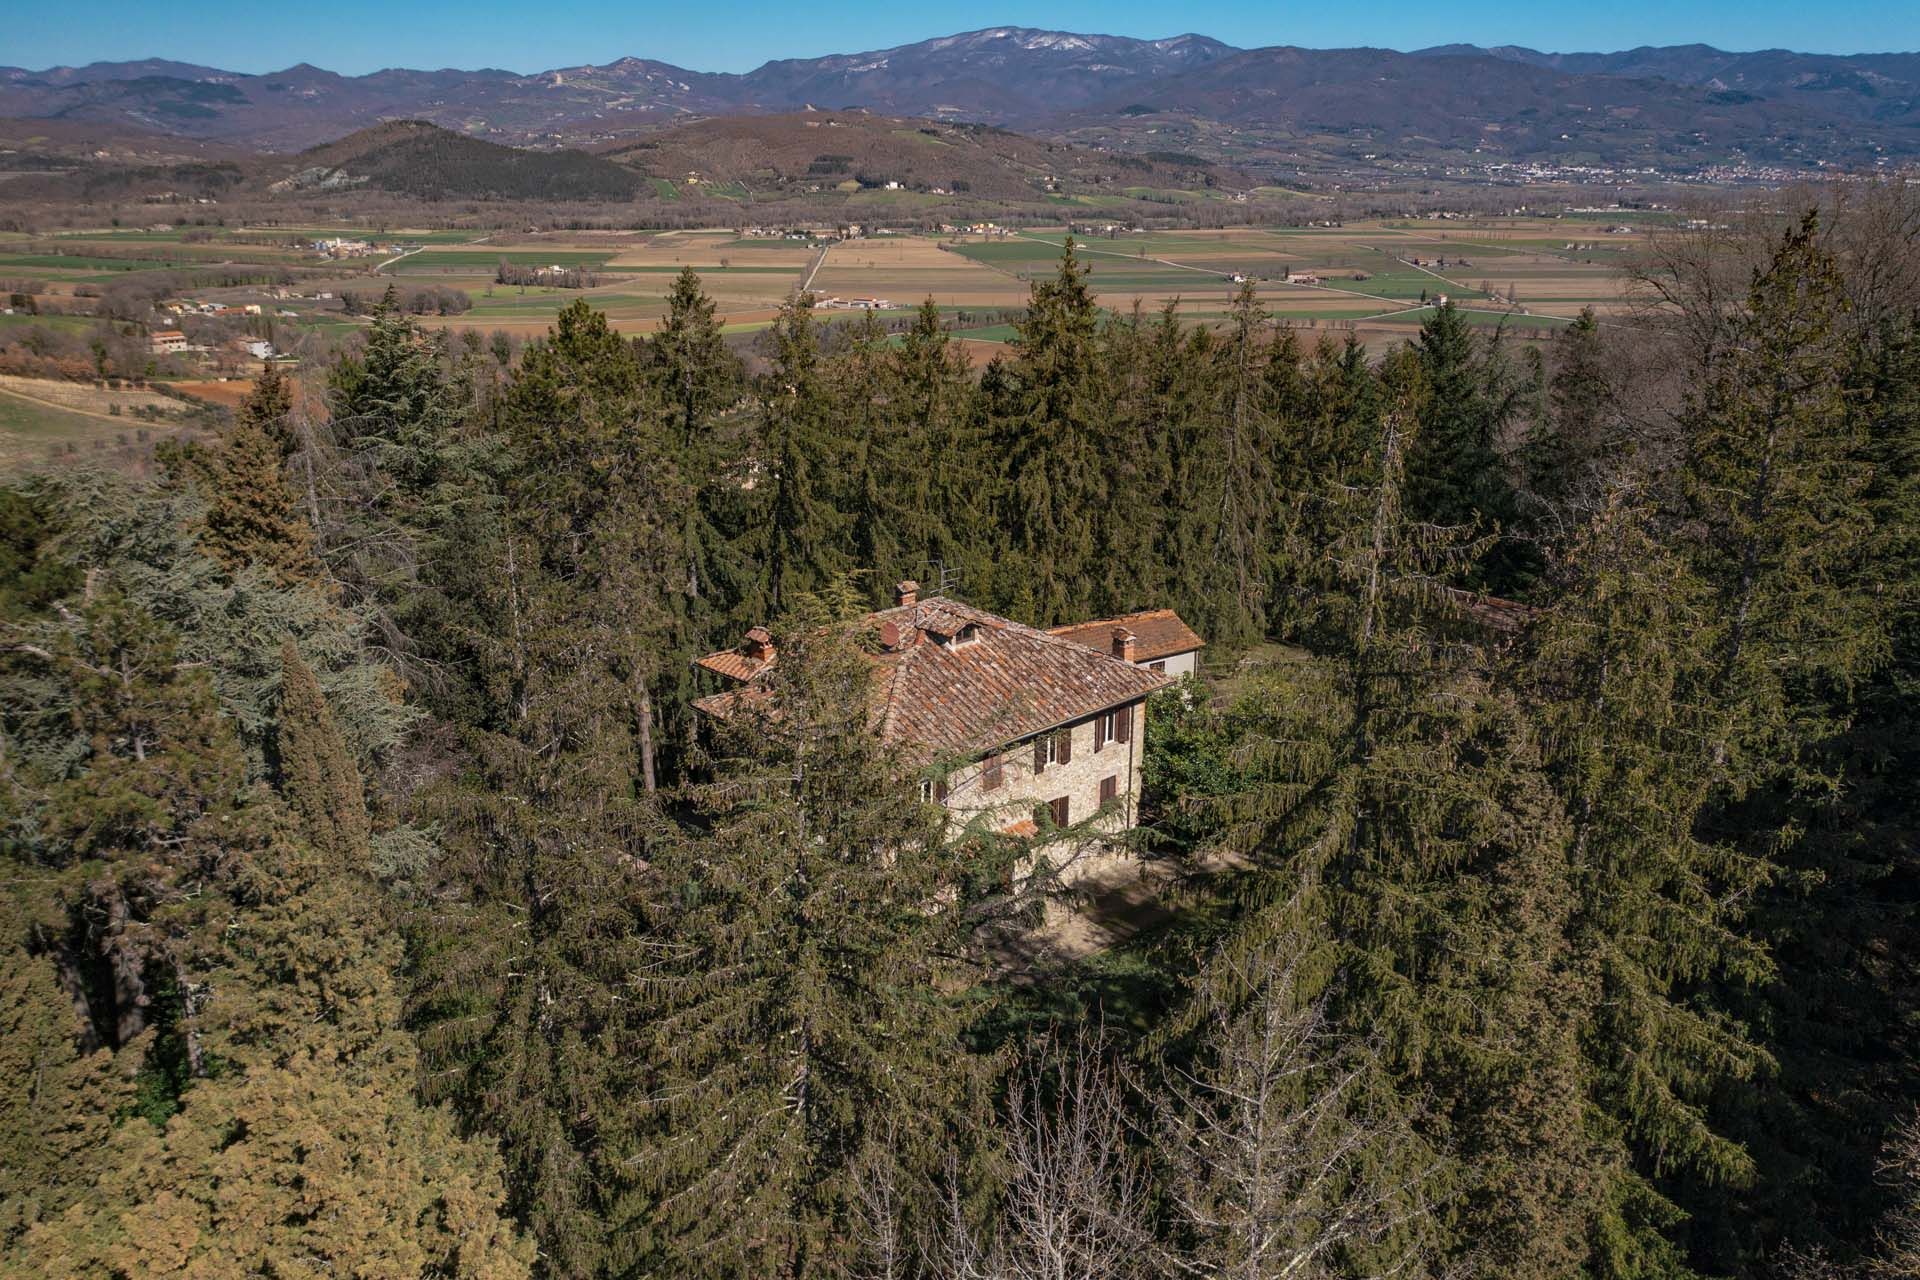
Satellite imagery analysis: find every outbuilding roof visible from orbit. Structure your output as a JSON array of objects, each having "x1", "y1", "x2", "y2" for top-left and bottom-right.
[{"x1": 1047, "y1": 609, "x2": 1205, "y2": 663}]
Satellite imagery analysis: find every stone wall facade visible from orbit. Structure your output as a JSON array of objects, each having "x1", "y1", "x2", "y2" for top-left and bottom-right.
[{"x1": 935, "y1": 696, "x2": 1148, "y2": 858}]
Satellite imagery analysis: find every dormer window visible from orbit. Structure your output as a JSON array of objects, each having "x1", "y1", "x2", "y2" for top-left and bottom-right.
[{"x1": 951, "y1": 623, "x2": 983, "y2": 648}]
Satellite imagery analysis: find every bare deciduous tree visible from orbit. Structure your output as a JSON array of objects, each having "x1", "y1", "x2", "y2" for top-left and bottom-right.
[
  {"x1": 918, "y1": 1033, "x2": 1151, "y2": 1280},
  {"x1": 1147, "y1": 930, "x2": 1448, "y2": 1280}
]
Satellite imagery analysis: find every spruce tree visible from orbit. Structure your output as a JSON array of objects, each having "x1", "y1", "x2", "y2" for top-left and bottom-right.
[
  {"x1": 647, "y1": 265, "x2": 743, "y2": 447},
  {"x1": 1404, "y1": 300, "x2": 1530, "y2": 590},
  {"x1": 1679, "y1": 212, "x2": 1879, "y2": 788},
  {"x1": 1518, "y1": 490, "x2": 1770, "y2": 1277},
  {"x1": 1194, "y1": 356, "x2": 1596, "y2": 1276},
  {"x1": 407, "y1": 301, "x2": 692, "y2": 1274},
  {"x1": 993, "y1": 237, "x2": 1108, "y2": 623},
  {"x1": 892, "y1": 297, "x2": 986, "y2": 597},
  {"x1": 632, "y1": 612, "x2": 979, "y2": 1279},
  {"x1": 758, "y1": 291, "x2": 850, "y2": 614}
]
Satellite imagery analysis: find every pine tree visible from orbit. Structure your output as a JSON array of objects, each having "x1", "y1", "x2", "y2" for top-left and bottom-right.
[
  {"x1": 275, "y1": 637, "x2": 372, "y2": 867},
  {"x1": 199, "y1": 362, "x2": 324, "y2": 588},
  {"x1": 632, "y1": 613, "x2": 979, "y2": 1279}
]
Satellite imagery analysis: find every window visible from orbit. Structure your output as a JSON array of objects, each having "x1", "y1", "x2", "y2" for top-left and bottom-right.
[
  {"x1": 920, "y1": 774, "x2": 950, "y2": 804},
  {"x1": 983, "y1": 753, "x2": 1003, "y2": 791},
  {"x1": 1047, "y1": 795, "x2": 1070, "y2": 828},
  {"x1": 1099, "y1": 774, "x2": 1118, "y2": 807},
  {"x1": 1149, "y1": 660, "x2": 1166, "y2": 673},
  {"x1": 1032, "y1": 728, "x2": 1073, "y2": 773},
  {"x1": 1094, "y1": 705, "x2": 1134, "y2": 750}
]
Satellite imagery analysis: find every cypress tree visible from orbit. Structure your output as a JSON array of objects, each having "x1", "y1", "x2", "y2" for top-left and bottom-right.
[
  {"x1": 275, "y1": 637, "x2": 372, "y2": 868},
  {"x1": 0, "y1": 600, "x2": 530, "y2": 1277}
]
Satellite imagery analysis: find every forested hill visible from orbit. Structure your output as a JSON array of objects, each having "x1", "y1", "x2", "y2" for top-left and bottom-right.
[
  {"x1": 1, "y1": 189, "x2": 1917, "y2": 1280},
  {"x1": 272, "y1": 120, "x2": 642, "y2": 201},
  {"x1": 598, "y1": 111, "x2": 1238, "y2": 201}
]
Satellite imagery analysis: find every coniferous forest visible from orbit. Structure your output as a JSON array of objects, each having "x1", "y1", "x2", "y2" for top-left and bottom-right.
[{"x1": 2, "y1": 192, "x2": 1917, "y2": 1280}]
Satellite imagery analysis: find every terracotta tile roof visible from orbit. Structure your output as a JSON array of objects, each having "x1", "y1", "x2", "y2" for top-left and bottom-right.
[
  {"x1": 1047, "y1": 609, "x2": 1205, "y2": 663},
  {"x1": 692, "y1": 596, "x2": 1172, "y2": 760},
  {"x1": 693, "y1": 648, "x2": 774, "y2": 682}
]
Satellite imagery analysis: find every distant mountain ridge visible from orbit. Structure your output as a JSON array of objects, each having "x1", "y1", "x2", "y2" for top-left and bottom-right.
[{"x1": 2, "y1": 28, "x2": 1917, "y2": 170}]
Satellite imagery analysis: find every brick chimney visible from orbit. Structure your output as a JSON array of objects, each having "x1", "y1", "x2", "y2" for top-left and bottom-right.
[
  {"x1": 894, "y1": 579, "x2": 920, "y2": 608},
  {"x1": 1112, "y1": 627, "x2": 1137, "y2": 663},
  {"x1": 743, "y1": 626, "x2": 775, "y2": 662}
]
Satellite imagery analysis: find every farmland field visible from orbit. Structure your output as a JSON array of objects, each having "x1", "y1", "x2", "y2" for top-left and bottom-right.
[
  {"x1": 0, "y1": 216, "x2": 1650, "y2": 351},
  {"x1": 0, "y1": 377, "x2": 199, "y2": 473}
]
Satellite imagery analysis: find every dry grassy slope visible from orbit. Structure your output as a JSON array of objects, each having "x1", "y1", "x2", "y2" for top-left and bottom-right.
[{"x1": 598, "y1": 112, "x2": 1241, "y2": 201}]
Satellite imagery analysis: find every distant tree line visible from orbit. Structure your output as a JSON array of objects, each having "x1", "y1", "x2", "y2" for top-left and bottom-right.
[{"x1": 341, "y1": 283, "x2": 473, "y2": 315}]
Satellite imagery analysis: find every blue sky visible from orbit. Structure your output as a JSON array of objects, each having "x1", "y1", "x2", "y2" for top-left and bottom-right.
[{"x1": 7, "y1": 0, "x2": 1917, "y2": 75}]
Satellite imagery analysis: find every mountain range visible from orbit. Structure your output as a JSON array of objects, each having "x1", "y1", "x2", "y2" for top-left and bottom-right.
[{"x1": 4, "y1": 28, "x2": 1918, "y2": 175}]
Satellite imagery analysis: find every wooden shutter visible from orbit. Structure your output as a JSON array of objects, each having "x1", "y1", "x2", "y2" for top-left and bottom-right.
[
  {"x1": 1033, "y1": 737, "x2": 1048, "y2": 774},
  {"x1": 1116, "y1": 703, "x2": 1132, "y2": 744},
  {"x1": 984, "y1": 753, "x2": 1002, "y2": 790},
  {"x1": 1094, "y1": 713, "x2": 1107, "y2": 751},
  {"x1": 1099, "y1": 774, "x2": 1118, "y2": 806},
  {"x1": 1050, "y1": 796, "x2": 1070, "y2": 827},
  {"x1": 934, "y1": 775, "x2": 948, "y2": 802},
  {"x1": 1057, "y1": 728, "x2": 1072, "y2": 765}
]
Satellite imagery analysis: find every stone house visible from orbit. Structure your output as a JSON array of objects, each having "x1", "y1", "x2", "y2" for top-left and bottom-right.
[{"x1": 691, "y1": 582, "x2": 1184, "y2": 844}]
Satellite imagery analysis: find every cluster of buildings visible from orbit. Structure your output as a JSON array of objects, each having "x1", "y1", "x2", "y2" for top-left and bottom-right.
[
  {"x1": 815, "y1": 295, "x2": 896, "y2": 310},
  {"x1": 311, "y1": 237, "x2": 384, "y2": 258},
  {"x1": 693, "y1": 583, "x2": 1204, "y2": 874},
  {"x1": 161, "y1": 299, "x2": 263, "y2": 319},
  {"x1": 148, "y1": 329, "x2": 277, "y2": 361}
]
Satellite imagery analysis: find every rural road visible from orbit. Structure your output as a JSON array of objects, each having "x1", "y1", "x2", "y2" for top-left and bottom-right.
[{"x1": 800, "y1": 241, "x2": 831, "y2": 293}]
